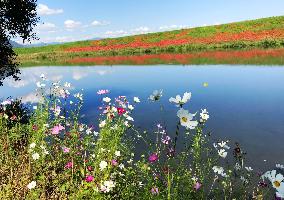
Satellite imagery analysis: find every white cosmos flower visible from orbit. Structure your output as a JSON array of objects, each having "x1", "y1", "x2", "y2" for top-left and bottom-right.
[
  {"x1": 99, "y1": 120, "x2": 106, "y2": 128},
  {"x1": 133, "y1": 97, "x2": 140, "y2": 103},
  {"x1": 128, "y1": 104, "x2": 134, "y2": 110},
  {"x1": 115, "y1": 151, "x2": 121, "y2": 157},
  {"x1": 32, "y1": 153, "x2": 40, "y2": 160},
  {"x1": 103, "y1": 97, "x2": 111, "y2": 103},
  {"x1": 245, "y1": 166, "x2": 253, "y2": 172},
  {"x1": 74, "y1": 93, "x2": 83, "y2": 101},
  {"x1": 64, "y1": 82, "x2": 71, "y2": 88},
  {"x1": 149, "y1": 90, "x2": 163, "y2": 101},
  {"x1": 101, "y1": 180, "x2": 116, "y2": 193},
  {"x1": 218, "y1": 149, "x2": 227, "y2": 158},
  {"x1": 200, "y1": 109, "x2": 209, "y2": 122},
  {"x1": 125, "y1": 115, "x2": 134, "y2": 121},
  {"x1": 218, "y1": 141, "x2": 230, "y2": 149},
  {"x1": 27, "y1": 181, "x2": 36, "y2": 189},
  {"x1": 29, "y1": 143, "x2": 36, "y2": 149},
  {"x1": 169, "y1": 92, "x2": 191, "y2": 106},
  {"x1": 212, "y1": 166, "x2": 228, "y2": 177},
  {"x1": 262, "y1": 170, "x2": 284, "y2": 198},
  {"x1": 276, "y1": 164, "x2": 284, "y2": 169},
  {"x1": 99, "y1": 161, "x2": 108, "y2": 171},
  {"x1": 177, "y1": 108, "x2": 198, "y2": 130}
]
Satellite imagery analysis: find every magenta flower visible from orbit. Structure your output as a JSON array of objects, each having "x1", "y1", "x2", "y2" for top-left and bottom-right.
[
  {"x1": 111, "y1": 159, "x2": 118, "y2": 166},
  {"x1": 64, "y1": 161, "x2": 73, "y2": 169},
  {"x1": 51, "y1": 124, "x2": 65, "y2": 135},
  {"x1": 117, "y1": 107, "x2": 126, "y2": 115},
  {"x1": 194, "y1": 182, "x2": 202, "y2": 191},
  {"x1": 151, "y1": 187, "x2": 159, "y2": 195},
  {"x1": 85, "y1": 175, "x2": 94, "y2": 182},
  {"x1": 149, "y1": 153, "x2": 159, "y2": 163}
]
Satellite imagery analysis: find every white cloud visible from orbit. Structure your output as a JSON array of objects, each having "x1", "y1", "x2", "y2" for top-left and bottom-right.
[
  {"x1": 37, "y1": 4, "x2": 63, "y2": 16},
  {"x1": 36, "y1": 22, "x2": 57, "y2": 31},
  {"x1": 72, "y1": 70, "x2": 88, "y2": 80},
  {"x1": 131, "y1": 26, "x2": 151, "y2": 34},
  {"x1": 64, "y1": 20, "x2": 82, "y2": 30},
  {"x1": 21, "y1": 92, "x2": 43, "y2": 104},
  {"x1": 91, "y1": 20, "x2": 110, "y2": 26},
  {"x1": 105, "y1": 30, "x2": 128, "y2": 37},
  {"x1": 159, "y1": 24, "x2": 189, "y2": 31}
]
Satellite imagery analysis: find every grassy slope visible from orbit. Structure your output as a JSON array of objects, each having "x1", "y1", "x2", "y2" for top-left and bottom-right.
[{"x1": 15, "y1": 16, "x2": 284, "y2": 66}]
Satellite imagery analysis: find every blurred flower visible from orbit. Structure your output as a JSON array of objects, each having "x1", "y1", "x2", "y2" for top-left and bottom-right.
[
  {"x1": 99, "y1": 161, "x2": 108, "y2": 171},
  {"x1": 245, "y1": 167, "x2": 253, "y2": 172},
  {"x1": 85, "y1": 175, "x2": 94, "y2": 182},
  {"x1": 115, "y1": 151, "x2": 121, "y2": 157},
  {"x1": 103, "y1": 97, "x2": 111, "y2": 103},
  {"x1": 65, "y1": 161, "x2": 73, "y2": 169},
  {"x1": 29, "y1": 142, "x2": 36, "y2": 149},
  {"x1": 111, "y1": 159, "x2": 118, "y2": 166},
  {"x1": 161, "y1": 135, "x2": 171, "y2": 145},
  {"x1": 101, "y1": 180, "x2": 115, "y2": 193},
  {"x1": 177, "y1": 108, "x2": 198, "y2": 130},
  {"x1": 149, "y1": 153, "x2": 158, "y2": 163},
  {"x1": 149, "y1": 90, "x2": 163, "y2": 101},
  {"x1": 64, "y1": 82, "x2": 71, "y2": 88},
  {"x1": 213, "y1": 166, "x2": 228, "y2": 177},
  {"x1": 203, "y1": 82, "x2": 209, "y2": 87},
  {"x1": 63, "y1": 147, "x2": 70, "y2": 153},
  {"x1": 51, "y1": 124, "x2": 65, "y2": 135},
  {"x1": 276, "y1": 164, "x2": 284, "y2": 169},
  {"x1": 99, "y1": 120, "x2": 106, "y2": 128},
  {"x1": 36, "y1": 81, "x2": 46, "y2": 88},
  {"x1": 151, "y1": 187, "x2": 159, "y2": 195},
  {"x1": 87, "y1": 166, "x2": 93, "y2": 171},
  {"x1": 97, "y1": 89, "x2": 109, "y2": 95},
  {"x1": 194, "y1": 182, "x2": 202, "y2": 191},
  {"x1": 32, "y1": 153, "x2": 40, "y2": 160},
  {"x1": 117, "y1": 107, "x2": 126, "y2": 115},
  {"x1": 218, "y1": 149, "x2": 227, "y2": 158},
  {"x1": 133, "y1": 97, "x2": 140, "y2": 103},
  {"x1": 74, "y1": 93, "x2": 83, "y2": 101},
  {"x1": 27, "y1": 181, "x2": 36, "y2": 189},
  {"x1": 169, "y1": 92, "x2": 191, "y2": 106},
  {"x1": 128, "y1": 104, "x2": 134, "y2": 110}
]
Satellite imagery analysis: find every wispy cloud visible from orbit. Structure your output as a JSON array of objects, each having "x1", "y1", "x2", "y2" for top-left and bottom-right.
[
  {"x1": 37, "y1": 4, "x2": 63, "y2": 16},
  {"x1": 159, "y1": 24, "x2": 189, "y2": 31},
  {"x1": 64, "y1": 20, "x2": 82, "y2": 31},
  {"x1": 91, "y1": 20, "x2": 110, "y2": 26}
]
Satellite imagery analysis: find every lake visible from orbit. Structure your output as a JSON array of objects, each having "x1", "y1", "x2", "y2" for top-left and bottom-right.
[{"x1": 1, "y1": 65, "x2": 284, "y2": 169}]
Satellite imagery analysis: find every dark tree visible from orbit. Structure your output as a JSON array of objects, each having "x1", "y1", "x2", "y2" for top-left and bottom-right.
[{"x1": 0, "y1": 0, "x2": 39, "y2": 85}]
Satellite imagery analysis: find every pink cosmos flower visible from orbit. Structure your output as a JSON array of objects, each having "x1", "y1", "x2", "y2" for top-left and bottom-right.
[
  {"x1": 111, "y1": 159, "x2": 118, "y2": 166},
  {"x1": 63, "y1": 147, "x2": 70, "y2": 153},
  {"x1": 32, "y1": 124, "x2": 38, "y2": 131},
  {"x1": 149, "y1": 153, "x2": 159, "y2": 163},
  {"x1": 194, "y1": 182, "x2": 202, "y2": 191},
  {"x1": 97, "y1": 89, "x2": 109, "y2": 95},
  {"x1": 85, "y1": 175, "x2": 94, "y2": 182},
  {"x1": 51, "y1": 124, "x2": 65, "y2": 135},
  {"x1": 65, "y1": 161, "x2": 73, "y2": 169},
  {"x1": 151, "y1": 187, "x2": 159, "y2": 195}
]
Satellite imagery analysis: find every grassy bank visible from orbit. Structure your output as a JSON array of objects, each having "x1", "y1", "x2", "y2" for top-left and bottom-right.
[{"x1": 15, "y1": 16, "x2": 284, "y2": 66}]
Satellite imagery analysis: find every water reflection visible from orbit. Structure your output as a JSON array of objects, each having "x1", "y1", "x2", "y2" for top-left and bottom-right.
[{"x1": 1, "y1": 65, "x2": 284, "y2": 168}]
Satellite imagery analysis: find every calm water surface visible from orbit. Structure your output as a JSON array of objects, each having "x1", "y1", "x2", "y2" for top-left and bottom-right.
[{"x1": 1, "y1": 65, "x2": 284, "y2": 169}]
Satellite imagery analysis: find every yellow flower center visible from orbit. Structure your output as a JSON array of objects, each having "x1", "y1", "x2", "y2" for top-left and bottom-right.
[
  {"x1": 182, "y1": 117, "x2": 188, "y2": 122},
  {"x1": 273, "y1": 181, "x2": 281, "y2": 188}
]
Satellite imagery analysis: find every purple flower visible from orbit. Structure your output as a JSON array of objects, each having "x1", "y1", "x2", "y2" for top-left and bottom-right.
[
  {"x1": 62, "y1": 147, "x2": 70, "y2": 153},
  {"x1": 194, "y1": 182, "x2": 202, "y2": 191},
  {"x1": 149, "y1": 153, "x2": 158, "y2": 163},
  {"x1": 85, "y1": 175, "x2": 94, "y2": 182},
  {"x1": 111, "y1": 159, "x2": 118, "y2": 166},
  {"x1": 151, "y1": 187, "x2": 159, "y2": 195}
]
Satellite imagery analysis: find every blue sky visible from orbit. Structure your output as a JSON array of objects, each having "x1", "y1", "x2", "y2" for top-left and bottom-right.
[{"x1": 20, "y1": 0, "x2": 284, "y2": 44}]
